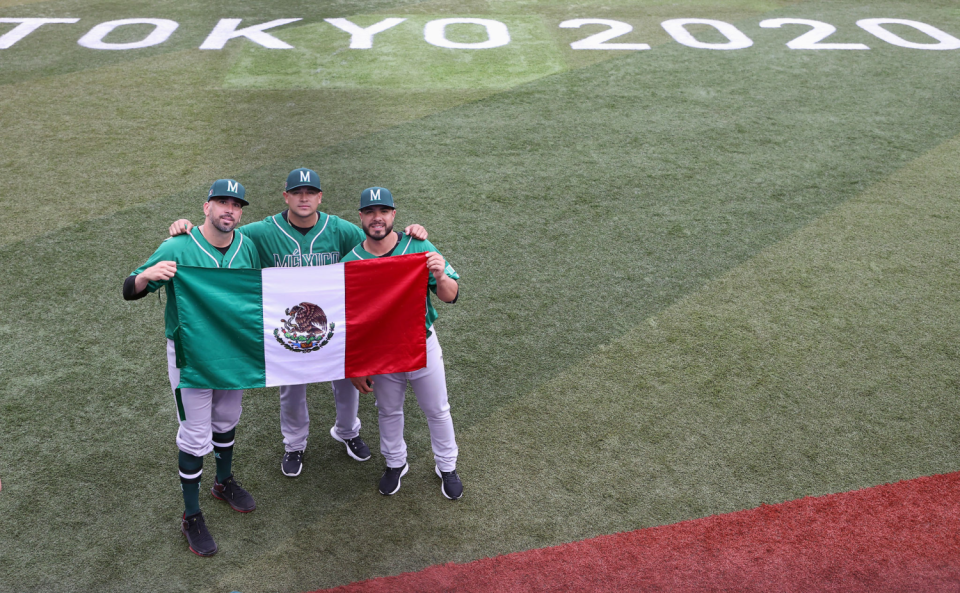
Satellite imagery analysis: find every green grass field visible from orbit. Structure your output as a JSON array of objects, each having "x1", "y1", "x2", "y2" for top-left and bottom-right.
[{"x1": 2, "y1": 0, "x2": 960, "y2": 591}]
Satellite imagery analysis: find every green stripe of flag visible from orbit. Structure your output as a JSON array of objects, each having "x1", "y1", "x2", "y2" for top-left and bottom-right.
[{"x1": 173, "y1": 266, "x2": 266, "y2": 390}]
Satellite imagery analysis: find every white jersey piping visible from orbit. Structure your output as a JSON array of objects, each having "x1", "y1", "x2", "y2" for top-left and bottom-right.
[
  {"x1": 308, "y1": 214, "x2": 330, "y2": 254},
  {"x1": 188, "y1": 229, "x2": 220, "y2": 268},
  {"x1": 271, "y1": 214, "x2": 302, "y2": 256},
  {"x1": 349, "y1": 246, "x2": 368, "y2": 260},
  {"x1": 226, "y1": 232, "x2": 244, "y2": 268}
]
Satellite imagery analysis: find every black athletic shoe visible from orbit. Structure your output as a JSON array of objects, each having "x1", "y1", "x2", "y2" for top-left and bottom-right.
[
  {"x1": 378, "y1": 463, "x2": 409, "y2": 495},
  {"x1": 181, "y1": 511, "x2": 218, "y2": 557},
  {"x1": 281, "y1": 450, "x2": 304, "y2": 477},
  {"x1": 435, "y1": 466, "x2": 464, "y2": 500},
  {"x1": 211, "y1": 474, "x2": 256, "y2": 512},
  {"x1": 330, "y1": 426, "x2": 371, "y2": 462}
]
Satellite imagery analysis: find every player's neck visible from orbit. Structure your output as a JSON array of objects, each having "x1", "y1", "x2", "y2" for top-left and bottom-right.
[
  {"x1": 199, "y1": 223, "x2": 234, "y2": 248},
  {"x1": 287, "y1": 210, "x2": 319, "y2": 229},
  {"x1": 363, "y1": 231, "x2": 399, "y2": 256}
]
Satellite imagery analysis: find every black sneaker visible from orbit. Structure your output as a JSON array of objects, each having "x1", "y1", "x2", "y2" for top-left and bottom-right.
[
  {"x1": 281, "y1": 450, "x2": 304, "y2": 477},
  {"x1": 435, "y1": 466, "x2": 463, "y2": 500},
  {"x1": 181, "y1": 511, "x2": 217, "y2": 557},
  {"x1": 211, "y1": 474, "x2": 256, "y2": 512},
  {"x1": 330, "y1": 426, "x2": 371, "y2": 462},
  {"x1": 378, "y1": 463, "x2": 409, "y2": 495}
]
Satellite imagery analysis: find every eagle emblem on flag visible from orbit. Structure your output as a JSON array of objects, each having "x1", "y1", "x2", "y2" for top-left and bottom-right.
[{"x1": 273, "y1": 302, "x2": 336, "y2": 353}]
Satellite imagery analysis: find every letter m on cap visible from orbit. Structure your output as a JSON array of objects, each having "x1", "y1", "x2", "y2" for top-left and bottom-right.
[
  {"x1": 371, "y1": 189, "x2": 381, "y2": 201},
  {"x1": 300, "y1": 171, "x2": 311, "y2": 182},
  {"x1": 228, "y1": 180, "x2": 238, "y2": 193}
]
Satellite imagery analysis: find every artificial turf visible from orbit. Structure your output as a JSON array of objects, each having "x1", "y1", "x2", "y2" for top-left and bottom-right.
[
  {"x1": 314, "y1": 472, "x2": 960, "y2": 592},
  {"x1": 2, "y1": 0, "x2": 960, "y2": 591}
]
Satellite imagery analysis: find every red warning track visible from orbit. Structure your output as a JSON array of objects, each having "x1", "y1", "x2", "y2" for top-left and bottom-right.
[{"x1": 314, "y1": 472, "x2": 960, "y2": 592}]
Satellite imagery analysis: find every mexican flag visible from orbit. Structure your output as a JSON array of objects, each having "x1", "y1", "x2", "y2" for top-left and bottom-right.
[{"x1": 171, "y1": 254, "x2": 428, "y2": 389}]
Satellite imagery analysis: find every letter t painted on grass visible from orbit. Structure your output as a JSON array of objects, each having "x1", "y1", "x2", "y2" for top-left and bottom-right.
[{"x1": 0, "y1": 18, "x2": 80, "y2": 49}]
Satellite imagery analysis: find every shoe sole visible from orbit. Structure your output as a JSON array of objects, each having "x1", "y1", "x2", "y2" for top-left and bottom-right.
[
  {"x1": 186, "y1": 542, "x2": 218, "y2": 557},
  {"x1": 379, "y1": 464, "x2": 409, "y2": 495},
  {"x1": 435, "y1": 465, "x2": 464, "y2": 501},
  {"x1": 330, "y1": 426, "x2": 371, "y2": 462},
  {"x1": 281, "y1": 461, "x2": 302, "y2": 477},
  {"x1": 210, "y1": 489, "x2": 256, "y2": 513},
  {"x1": 181, "y1": 527, "x2": 218, "y2": 557}
]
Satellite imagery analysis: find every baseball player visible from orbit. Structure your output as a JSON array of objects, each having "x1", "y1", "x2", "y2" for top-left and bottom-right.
[
  {"x1": 124, "y1": 180, "x2": 260, "y2": 557},
  {"x1": 341, "y1": 187, "x2": 463, "y2": 500},
  {"x1": 168, "y1": 168, "x2": 429, "y2": 478}
]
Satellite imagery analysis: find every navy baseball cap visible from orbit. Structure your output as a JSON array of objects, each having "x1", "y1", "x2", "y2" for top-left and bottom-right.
[
  {"x1": 285, "y1": 168, "x2": 321, "y2": 192},
  {"x1": 208, "y1": 179, "x2": 248, "y2": 206},
  {"x1": 359, "y1": 187, "x2": 395, "y2": 210}
]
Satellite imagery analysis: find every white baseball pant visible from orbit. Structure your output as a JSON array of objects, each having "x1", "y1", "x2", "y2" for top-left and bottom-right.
[
  {"x1": 373, "y1": 330, "x2": 458, "y2": 472},
  {"x1": 166, "y1": 339, "x2": 243, "y2": 457},
  {"x1": 279, "y1": 378, "x2": 361, "y2": 452}
]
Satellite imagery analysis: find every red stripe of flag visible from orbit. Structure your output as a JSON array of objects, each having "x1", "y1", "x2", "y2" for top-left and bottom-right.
[{"x1": 344, "y1": 253, "x2": 428, "y2": 378}]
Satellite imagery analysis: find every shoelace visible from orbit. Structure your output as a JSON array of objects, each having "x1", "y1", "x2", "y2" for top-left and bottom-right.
[
  {"x1": 225, "y1": 477, "x2": 244, "y2": 494},
  {"x1": 188, "y1": 515, "x2": 203, "y2": 533}
]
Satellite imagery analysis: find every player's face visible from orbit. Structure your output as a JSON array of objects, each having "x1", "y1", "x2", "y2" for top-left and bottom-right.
[
  {"x1": 283, "y1": 187, "x2": 322, "y2": 218},
  {"x1": 359, "y1": 205, "x2": 396, "y2": 240},
  {"x1": 204, "y1": 197, "x2": 244, "y2": 233}
]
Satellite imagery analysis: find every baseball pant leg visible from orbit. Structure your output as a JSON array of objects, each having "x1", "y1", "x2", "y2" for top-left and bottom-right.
[
  {"x1": 373, "y1": 372, "x2": 409, "y2": 469},
  {"x1": 167, "y1": 340, "x2": 214, "y2": 457},
  {"x1": 211, "y1": 389, "x2": 243, "y2": 435},
  {"x1": 279, "y1": 383, "x2": 309, "y2": 452},
  {"x1": 409, "y1": 332, "x2": 458, "y2": 472},
  {"x1": 331, "y1": 378, "x2": 361, "y2": 440}
]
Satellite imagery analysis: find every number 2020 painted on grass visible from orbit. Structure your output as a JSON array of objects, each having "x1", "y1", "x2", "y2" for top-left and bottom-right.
[
  {"x1": 1, "y1": 16, "x2": 958, "y2": 51},
  {"x1": 562, "y1": 18, "x2": 960, "y2": 51}
]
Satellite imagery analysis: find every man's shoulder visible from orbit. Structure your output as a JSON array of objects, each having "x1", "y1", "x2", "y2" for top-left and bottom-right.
[
  {"x1": 324, "y1": 213, "x2": 361, "y2": 232},
  {"x1": 236, "y1": 232, "x2": 261, "y2": 256},
  {"x1": 153, "y1": 234, "x2": 193, "y2": 256},
  {"x1": 239, "y1": 213, "x2": 280, "y2": 236},
  {"x1": 339, "y1": 247, "x2": 365, "y2": 263}
]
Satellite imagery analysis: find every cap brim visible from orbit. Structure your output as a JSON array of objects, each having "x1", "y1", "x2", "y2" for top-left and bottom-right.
[
  {"x1": 209, "y1": 195, "x2": 250, "y2": 206},
  {"x1": 285, "y1": 184, "x2": 322, "y2": 192}
]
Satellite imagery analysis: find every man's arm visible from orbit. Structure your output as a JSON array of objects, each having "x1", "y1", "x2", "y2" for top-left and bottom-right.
[
  {"x1": 425, "y1": 252, "x2": 458, "y2": 303},
  {"x1": 169, "y1": 219, "x2": 195, "y2": 236},
  {"x1": 405, "y1": 224, "x2": 427, "y2": 240},
  {"x1": 122, "y1": 261, "x2": 177, "y2": 300},
  {"x1": 122, "y1": 275, "x2": 148, "y2": 300},
  {"x1": 350, "y1": 376, "x2": 375, "y2": 394},
  {"x1": 170, "y1": 218, "x2": 261, "y2": 240}
]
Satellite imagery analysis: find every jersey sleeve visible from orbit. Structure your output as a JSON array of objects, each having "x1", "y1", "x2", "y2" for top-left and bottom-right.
[
  {"x1": 237, "y1": 217, "x2": 270, "y2": 242},
  {"x1": 240, "y1": 235, "x2": 263, "y2": 270},
  {"x1": 237, "y1": 217, "x2": 277, "y2": 268},
  {"x1": 129, "y1": 238, "x2": 177, "y2": 293}
]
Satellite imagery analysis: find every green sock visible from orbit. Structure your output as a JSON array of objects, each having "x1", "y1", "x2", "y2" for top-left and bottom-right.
[
  {"x1": 213, "y1": 428, "x2": 236, "y2": 483},
  {"x1": 178, "y1": 450, "x2": 203, "y2": 516}
]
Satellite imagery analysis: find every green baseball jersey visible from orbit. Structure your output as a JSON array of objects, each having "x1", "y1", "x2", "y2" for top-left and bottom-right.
[
  {"x1": 238, "y1": 211, "x2": 365, "y2": 269},
  {"x1": 130, "y1": 228, "x2": 260, "y2": 341},
  {"x1": 341, "y1": 232, "x2": 459, "y2": 335}
]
